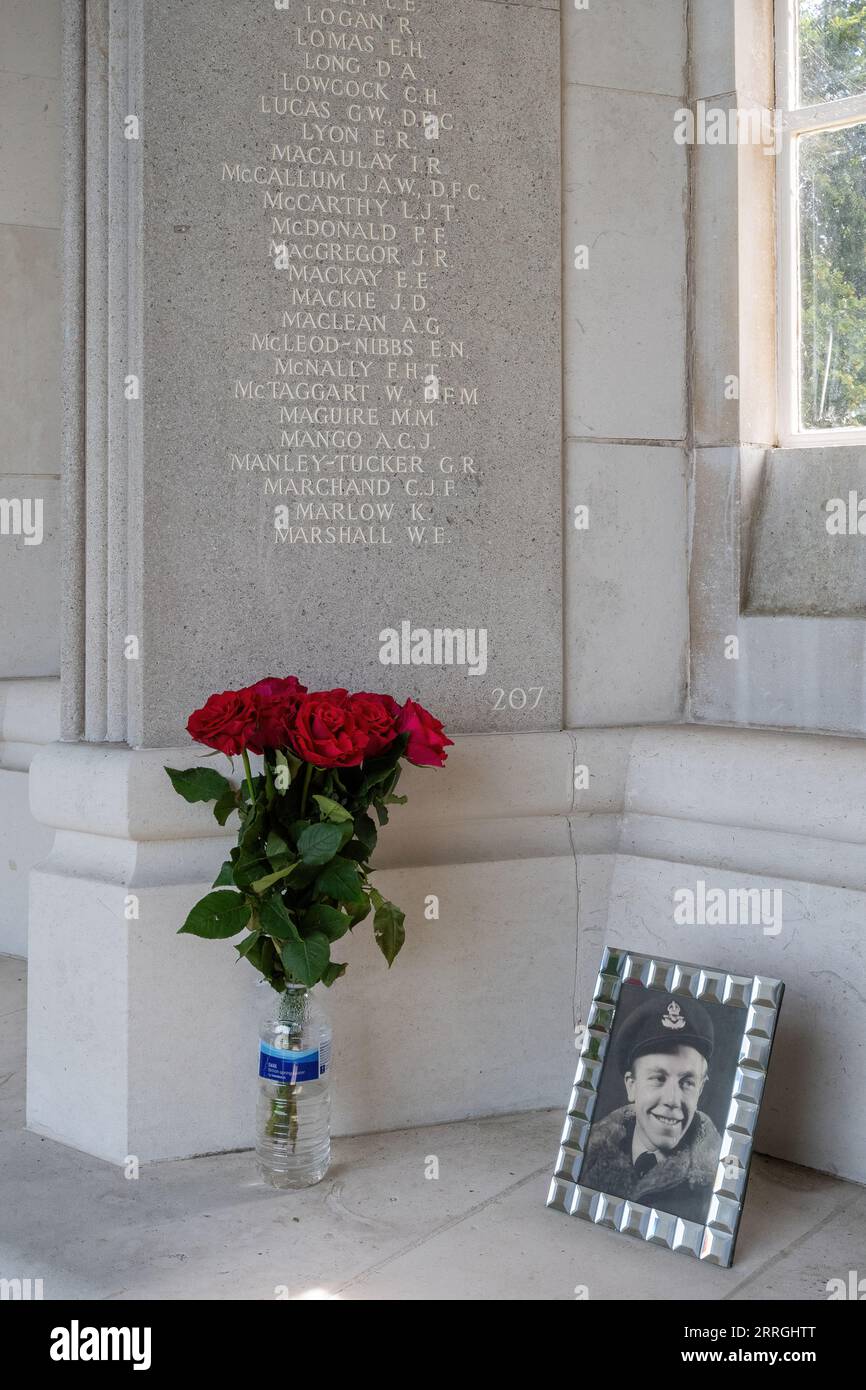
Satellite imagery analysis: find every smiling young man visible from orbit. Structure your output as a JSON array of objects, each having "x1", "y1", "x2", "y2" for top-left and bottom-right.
[{"x1": 579, "y1": 995, "x2": 723, "y2": 1225}]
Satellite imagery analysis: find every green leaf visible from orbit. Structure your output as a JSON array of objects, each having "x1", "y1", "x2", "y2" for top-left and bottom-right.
[
  {"x1": 212, "y1": 860, "x2": 235, "y2": 888},
  {"x1": 178, "y1": 890, "x2": 251, "y2": 939},
  {"x1": 285, "y1": 862, "x2": 322, "y2": 893},
  {"x1": 251, "y1": 863, "x2": 298, "y2": 895},
  {"x1": 235, "y1": 935, "x2": 270, "y2": 978},
  {"x1": 302, "y1": 904, "x2": 352, "y2": 942},
  {"x1": 348, "y1": 896, "x2": 372, "y2": 928},
  {"x1": 314, "y1": 856, "x2": 365, "y2": 905},
  {"x1": 264, "y1": 761, "x2": 276, "y2": 806},
  {"x1": 235, "y1": 930, "x2": 263, "y2": 959},
  {"x1": 255, "y1": 936, "x2": 285, "y2": 988},
  {"x1": 341, "y1": 840, "x2": 369, "y2": 864},
  {"x1": 359, "y1": 736, "x2": 408, "y2": 795},
  {"x1": 312, "y1": 794, "x2": 353, "y2": 824},
  {"x1": 232, "y1": 854, "x2": 272, "y2": 890},
  {"x1": 385, "y1": 793, "x2": 408, "y2": 806},
  {"x1": 259, "y1": 895, "x2": 301, "y2": 942},
  {"x1": 374, "y1": 801, "x2": 390, "y2": 827},
  {"x1": 165, "y1": 766, "x2": 233, "y2": 805},
  {"x1": 241, "y1": 805, "x2": 265, "y2": 850},
  {"x1": 214, "y1": 786, "x2": 240, "y2": 826},
  {"x1": 372, "y1": 896, "x2": 406, "y2": 967},
  {"x1": 280, "y1": 932, "x2": 330, "y2": 987},
  {"x1": 297, "y1": 822, "x2": 344, "y2": 865},
  {"x1": 266, "y1": 830, "x2": 290, "y2": 861},
  {"x1": 353, "y1": 812, "x2": 378, "y2": 854},
  {"x1": 321, "y1": 962, "x2": 348, "y2": 987}
]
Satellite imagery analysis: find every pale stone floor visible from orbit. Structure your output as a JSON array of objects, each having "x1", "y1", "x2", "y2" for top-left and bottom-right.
[{"x1": 2, "y1": 957, "x2": 864, "y2": 1301}]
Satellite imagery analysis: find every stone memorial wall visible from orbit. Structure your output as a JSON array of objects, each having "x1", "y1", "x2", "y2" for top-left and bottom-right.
[{"x1": 139, "y1": 0, "x2": 561, "y2": 744}]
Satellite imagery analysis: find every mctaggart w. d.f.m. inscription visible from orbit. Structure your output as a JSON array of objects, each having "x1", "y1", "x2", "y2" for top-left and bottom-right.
[
  {"x1": 143, "y1": 0, "x2": 561, "y2": 741},
  {"x1": 548, "y1": 948, "x2": 785, "y2": 1267}
]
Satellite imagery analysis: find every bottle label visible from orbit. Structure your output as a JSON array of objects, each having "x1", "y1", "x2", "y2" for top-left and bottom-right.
[{"x1": 259, "y1": 1042, "x2": 328, "y2": 1084}]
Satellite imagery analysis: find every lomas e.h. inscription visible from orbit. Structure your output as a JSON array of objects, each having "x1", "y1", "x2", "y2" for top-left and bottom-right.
[{"x1": 143, "y1": 0, "x2": 561, "y2": 742}]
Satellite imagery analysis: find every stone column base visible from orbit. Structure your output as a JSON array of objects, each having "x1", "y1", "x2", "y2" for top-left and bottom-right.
[{"x1": 26, "y1": 736, "x2": 580, "y2": 1163}]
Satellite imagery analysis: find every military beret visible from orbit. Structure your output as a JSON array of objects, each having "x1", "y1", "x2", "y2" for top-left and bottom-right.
[{"x1": 614, "y1": 994, "x2": 714, "y2": 1075}]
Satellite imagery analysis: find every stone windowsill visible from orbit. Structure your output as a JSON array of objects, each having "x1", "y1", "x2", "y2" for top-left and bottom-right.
[{"x1": 744, "y1": 445, "x2": 866, "y2": 618}]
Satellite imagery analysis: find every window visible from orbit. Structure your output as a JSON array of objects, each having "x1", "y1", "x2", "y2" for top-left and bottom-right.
[{"x1": 776, "y1": 1, "x2": 866, "y2": 445}]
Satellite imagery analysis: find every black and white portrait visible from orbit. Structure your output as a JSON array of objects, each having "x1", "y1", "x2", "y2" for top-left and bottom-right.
[{"x1": 577, "y1": 983, "x2": 748, "y2": 1226}]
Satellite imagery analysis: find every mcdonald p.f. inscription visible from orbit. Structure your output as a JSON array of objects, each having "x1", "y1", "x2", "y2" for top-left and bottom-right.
[{"x1": 141, "y1": 0, "x2": 561, "y2": 742}]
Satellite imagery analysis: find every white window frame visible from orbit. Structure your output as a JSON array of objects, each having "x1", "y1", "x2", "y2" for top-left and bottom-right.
[{"x1": 775, "y1": 0, "x2": 866, "y2": 447}]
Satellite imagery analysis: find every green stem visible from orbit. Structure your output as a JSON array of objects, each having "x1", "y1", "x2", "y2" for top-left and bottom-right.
[
  {"x1": 241, "y1": 749, "x2": 256, "y2": 807},
  {"x1": 269, "y1": 989, "x2": 306, "y2": 1153},
  {"x1": 267, "y1": 1086, "x2": 300, "y2": 1152},
  {"x1": 300, "y1": 762, "x2": 313, "y2": 814}
]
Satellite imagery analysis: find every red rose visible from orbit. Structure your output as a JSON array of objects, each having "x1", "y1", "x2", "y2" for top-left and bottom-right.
[
  {"x1": 290, "y1": 689, "x2": 371, "y2": 768},
  {"x1": 187, "y1": 689, "x2": 259, "y2": 757},
  {"x1": 247, "y1": 676, "x2": 307, "y2": 703},
  {"x1": 245, "y1": 676, "x2": 307, "y2": 753},
  {"x1": 348, "y1": 692, "x2": 401, "y2": 756},
  {"x1": 397, "y1": 699, "x2": 453, "y2": 768}
]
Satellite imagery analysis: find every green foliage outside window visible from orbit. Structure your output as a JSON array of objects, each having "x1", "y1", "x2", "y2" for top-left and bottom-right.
[{"x1": 797, "y1": 3, "x2": 866, "y2": 429}]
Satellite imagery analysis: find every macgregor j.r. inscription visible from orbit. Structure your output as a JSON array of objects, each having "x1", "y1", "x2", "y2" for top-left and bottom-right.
[{"x1": 142, "y1": 0, "x2": 561, "y2": 741}]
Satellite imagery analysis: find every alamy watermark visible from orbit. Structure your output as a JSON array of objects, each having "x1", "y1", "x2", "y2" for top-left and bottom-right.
[
  {"x1": 826, "y1": 492, "x2": 866, "y2": 535},
  {"x1": 674, "y1": 880, "x2": 783, "y2": 937},
  {"x1": 379, "y1": 620, "x2": 487, "y2": 675},
  {"x1": 674, "y1": 102, "x2": 782, "y2": 156},
  {"x1": 0, "y1": 1277, "x2": 44, "y2": 1300},
  {"x1": 826, "y1": 1271, "x2": 866, "y2": 1299},
  {"x1": 50, "y1": 1322, "x2": 151, "y2": 1370},
  {"x1": 0, "y1": 497, "x2": 43, "y2": 546}
]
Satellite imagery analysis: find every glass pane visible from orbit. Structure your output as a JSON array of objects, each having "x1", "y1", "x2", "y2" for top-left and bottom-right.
[
  {"x1": 798, "y1": 1, "x2": 866, "y2": 105},
  {"x1": 799, "y1": 121, "x2": 866, "y2": 430}
]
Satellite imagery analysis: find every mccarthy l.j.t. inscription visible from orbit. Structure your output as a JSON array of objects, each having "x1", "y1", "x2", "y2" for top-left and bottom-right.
[{"x1": 142, "y1": 0, "x2": 561, "y2": 741}]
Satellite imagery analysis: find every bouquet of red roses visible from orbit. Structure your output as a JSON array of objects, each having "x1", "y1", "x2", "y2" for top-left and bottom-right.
[{"x1": 166, "y1": 679, "x2": 451, "y2": 991}]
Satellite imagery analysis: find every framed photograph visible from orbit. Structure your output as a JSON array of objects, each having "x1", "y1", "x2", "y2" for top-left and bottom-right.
[{"x1": 547, "y1": 947, "x2": 785, "y2": 1267}]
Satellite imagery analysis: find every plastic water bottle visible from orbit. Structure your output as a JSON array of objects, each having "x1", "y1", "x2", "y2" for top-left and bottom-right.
[{"x1": 256, "y1": 984, "x2": 331, "y2": 1189}]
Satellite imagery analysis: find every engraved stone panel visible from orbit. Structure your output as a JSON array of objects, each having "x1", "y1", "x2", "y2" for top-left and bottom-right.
[{"x1": 139, "y1": 0, "x2": 561, "y2": 743}]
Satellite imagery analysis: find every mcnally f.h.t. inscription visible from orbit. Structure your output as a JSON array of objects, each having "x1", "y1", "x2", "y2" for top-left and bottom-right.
[
  {"x1": 223, "y1": 1, "x2": 482, "y2": 550},
  {"x1": 141, "y1": 0, "x2": 561, "y2": 741}
]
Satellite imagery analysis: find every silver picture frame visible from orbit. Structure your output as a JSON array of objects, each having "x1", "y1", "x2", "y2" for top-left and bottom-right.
[{"x1": 547, "y1": 946, "x2": 785, "y2": 1268}]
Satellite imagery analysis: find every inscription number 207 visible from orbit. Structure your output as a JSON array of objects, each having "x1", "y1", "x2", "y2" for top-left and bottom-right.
[{"x1": 492, "y1": 687, "x2": 544, "y2": 711}]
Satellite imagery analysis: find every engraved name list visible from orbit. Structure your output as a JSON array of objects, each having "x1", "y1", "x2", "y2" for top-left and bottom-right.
[{"x1": 221, "y1": 0, "x2": 482, "y2": 549}]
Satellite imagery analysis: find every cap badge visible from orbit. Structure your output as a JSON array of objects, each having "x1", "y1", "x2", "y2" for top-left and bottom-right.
[{"x1": 661, "y1": 1001, "x2": 686, "y2": 1031}]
